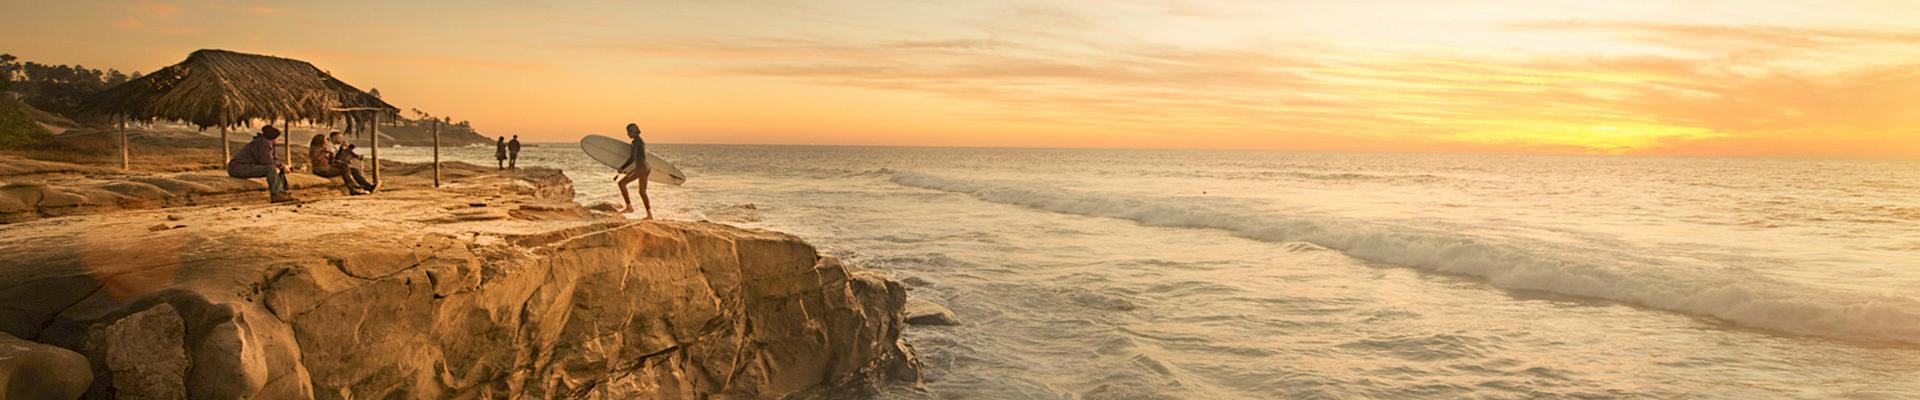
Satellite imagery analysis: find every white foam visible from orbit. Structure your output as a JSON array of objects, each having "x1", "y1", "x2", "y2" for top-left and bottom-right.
[{"x1": 890, "y1": 171, "x2": 1920, "y2": 345}]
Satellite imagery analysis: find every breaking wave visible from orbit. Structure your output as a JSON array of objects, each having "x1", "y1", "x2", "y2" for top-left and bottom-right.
[{"x1": 889, "y1": 171, "x2": 1920, "y2": 345}]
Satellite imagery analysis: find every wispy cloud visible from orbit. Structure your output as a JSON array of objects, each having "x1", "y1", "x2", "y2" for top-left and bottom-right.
[
  {"x1": 578, "y1": 4, "x2": 1920, "y2": 155},
  {"x1": 1511, "y1": 20, "x2": 1920, "y2": 51},
  {"x1": 112, "y1": 0, "x2": 203, "y2": 35},
  {"x1": 132, "y1": 0, "x2": 178, "y2": 18},
  {"x1": 304, "y1": 50, "x2": 554, "y2": 73},
  {"x1": 111, "y1": 16, "x2": 149, "y2": 32}
]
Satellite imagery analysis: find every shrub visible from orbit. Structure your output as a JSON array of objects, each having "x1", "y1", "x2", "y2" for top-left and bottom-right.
[{"x1": 0, "y1": 98, "x2": 52, "y2": 149}]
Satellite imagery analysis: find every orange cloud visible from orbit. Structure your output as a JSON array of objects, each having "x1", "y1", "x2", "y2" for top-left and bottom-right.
[
  {"x1": 577, "y1": 16, "x2": 1920, "y2": 158},
  {"x1": 132, "y1": 0, "x2": 178, "y2": 18},
  {"x1": 33, "y1": 1, "x2": 1916, "y2": 157},
  {"x1": 114, "y1": 0, "x2": 202, "y2": 35},
  {"x1": 301, "y1": 50, "x2": 554, "y2": 73},
  {"x1": 1511, "y1": 20, "x2": 1920, "y2": 51},
  {"x1": 111, "y1": 16, "x2": 149, "y2": 32}
]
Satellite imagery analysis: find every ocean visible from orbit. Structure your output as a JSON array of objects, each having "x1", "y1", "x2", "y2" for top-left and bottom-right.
[{"x1": 382, "y1": 144, "x2": 1920, "y2": 399}]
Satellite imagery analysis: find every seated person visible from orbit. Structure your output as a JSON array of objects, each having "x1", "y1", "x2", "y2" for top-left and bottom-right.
[
  {"x1": 310, "y1": 131, "x2": 376, "y2": 194},
  {"x1": 227, "y1": 125, "x2": 297, "y2": 203}
]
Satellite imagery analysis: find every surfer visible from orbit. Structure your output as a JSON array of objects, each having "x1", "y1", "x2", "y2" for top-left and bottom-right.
[{"x1": 614, "y1": 123, "x2": 653, "y2": 219}]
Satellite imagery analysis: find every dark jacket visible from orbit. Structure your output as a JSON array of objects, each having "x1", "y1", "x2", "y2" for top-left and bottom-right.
[
  {"x1": 507, "y1": 138, "x2": 521, "y2": 154},
  {"x1": 227, "y1": 134, "x2": 280, "y2": 174}
]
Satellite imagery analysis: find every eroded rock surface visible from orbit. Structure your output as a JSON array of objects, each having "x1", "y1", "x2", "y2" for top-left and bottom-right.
[
  {"x1": 101, "y1": 304, "x2": 188, "y2": 399},
  {"x1": 0, "y1": 158, "x2": 518, "y2": 224},
  {"x1": 904, "y1": 299, "x2": 961, "y2": 326},
  {"x1": 0, "y1": 167, "x2": 920, "y2": 399},
  {"x1": 0, "y1": 332, "x2": 92, "y2": 400}
]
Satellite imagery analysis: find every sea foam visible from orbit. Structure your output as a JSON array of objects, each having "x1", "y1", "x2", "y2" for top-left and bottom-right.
[{"x1": 889, "y1": 171, "x2": 1920, "y2": 345}]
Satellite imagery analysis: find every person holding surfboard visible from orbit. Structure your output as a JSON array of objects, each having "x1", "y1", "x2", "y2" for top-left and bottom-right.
[
  {"x1": 614, "y1": 123, "x2": 654, "y2": 219},
  {"x1": 579, "y1": 125, "x2": 684, "y2": 217}
]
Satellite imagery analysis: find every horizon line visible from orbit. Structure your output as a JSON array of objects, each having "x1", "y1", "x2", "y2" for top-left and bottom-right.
[{"x1": 489, "y1": 141, "x2": 1920, "y2": 162}]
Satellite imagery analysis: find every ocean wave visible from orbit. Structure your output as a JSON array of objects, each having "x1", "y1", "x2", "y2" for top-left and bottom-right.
[
  {"x1": 888, "y1": 171, "x2": 1920, "y2": 345},
  {"x1": 1138, "y1": 168, "x2": 1451, "y2": 183}
]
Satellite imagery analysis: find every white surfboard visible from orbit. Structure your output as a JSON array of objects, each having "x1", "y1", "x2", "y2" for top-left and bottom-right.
[{"x1": 580, "y1": 134, "x2": 686, "y2": 186}]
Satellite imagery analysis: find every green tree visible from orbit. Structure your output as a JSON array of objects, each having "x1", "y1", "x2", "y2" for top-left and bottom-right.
[
  {"x1": 3, "y1": 55, "x2": 135, "y2": 117},
  {"x1": 0, "y1": 98, "x2": 52, "y2": 149}
]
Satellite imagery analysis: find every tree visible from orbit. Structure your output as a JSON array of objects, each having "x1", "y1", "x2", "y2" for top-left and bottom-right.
[
  {"x1": 1, "y1": 55, "x2": 142, "y2": 117},
  {"x1": 409, "y1": 108, "x2": 434, "y2": 126},
  {"x1": 0, "y1": 54, "x2": 14, "y2": 92},
  {"x1": 106, "y1": 69, "x2": 129, "y2": 86}
]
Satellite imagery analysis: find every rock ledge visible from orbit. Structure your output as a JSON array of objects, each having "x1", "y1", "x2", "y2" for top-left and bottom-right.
[{"x1": 0, "y1": 167, "x2": 921, "y2": 399}]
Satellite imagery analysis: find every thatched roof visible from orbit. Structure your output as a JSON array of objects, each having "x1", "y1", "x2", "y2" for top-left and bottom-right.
[{"x1": 85, "y1": 49, "x2": 396, "y2": 127}]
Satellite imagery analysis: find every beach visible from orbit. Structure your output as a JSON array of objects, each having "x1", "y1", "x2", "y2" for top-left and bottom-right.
[{"x1": 9, "y1": 2, "x2": 1920, "y2": 397}]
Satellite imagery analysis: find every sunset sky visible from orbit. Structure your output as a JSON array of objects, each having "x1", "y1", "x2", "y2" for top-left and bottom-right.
[{"x1": 6, "y1": 0, "x2": 1920, "y2": 158}]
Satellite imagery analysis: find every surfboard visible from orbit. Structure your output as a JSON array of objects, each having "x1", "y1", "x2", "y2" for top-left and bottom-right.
[{"x1": 580, "y1": 134, "x2": 687, "y2": 186}]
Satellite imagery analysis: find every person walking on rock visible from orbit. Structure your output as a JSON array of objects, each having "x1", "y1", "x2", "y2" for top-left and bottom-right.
[
  {"x1": 494, "y1": 136, "x2": 507, "y2": 170},
  {"x1": 228, "y1": 125, "x2": 298, "y2": 203},
  {"x1": 613, "y1": 123, "x2": 653, "y2": 219},
  {"x1": 508, "y1": 135, "x2": 522, "y2": 170}
]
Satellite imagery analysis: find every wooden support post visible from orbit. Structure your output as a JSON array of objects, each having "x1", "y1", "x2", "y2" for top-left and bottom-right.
[
  {"x1": 282, "y1": 119, "x2": 292, "y2": 171},
  {"x1": 220, "y1": 125, "x2": 230, "y2": 164},
  {"x1": 432, "y1": 119, "x2": 441, "y2": 188},
  {"x1": 219, "y1": 108, "x2": 232, "y2": 165},
  {"x1": 370, "y1": 112, "x2": 380, "y2": 184},
  {"x1": 119, "y1": 117, "x2": 129, "y2": 171}
]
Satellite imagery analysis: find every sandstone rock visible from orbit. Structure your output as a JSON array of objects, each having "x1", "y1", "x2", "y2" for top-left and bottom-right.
[
  {"x1": 102, "y1": 304, "x2": 188, "y2": 399},
  {"x1": 508, "y1": 202, "x2": 594, "y2": 221},
  {"x1": 0, "y1": 332, "x2": 92, "y2": 400},
  {"x1": 905, "y1": 298, "x2": 961, "y2": 326},
  {"x1": 0, "y1": 155, "x2": 118, "y2": 177},
  {"x1": 0, "y1": 169, "x2": 920, "y2": 399},
  {"x1": 0, "y1": 160, "x2": 561, "y2": 225},
  {"x1": 902, "y1": 276, "x2": 934, "y2": 287},
  {"x1": 585, "y1": 201, "x2": 621, "y2": 212}
]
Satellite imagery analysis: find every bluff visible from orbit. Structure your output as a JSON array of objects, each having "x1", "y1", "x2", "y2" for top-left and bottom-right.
[
  {"x1": 368, "y1": 120, "x2": 493, "y2": 147},
  {"x1": 0, "y1": 167, "x2": 921, "y2": 398}
]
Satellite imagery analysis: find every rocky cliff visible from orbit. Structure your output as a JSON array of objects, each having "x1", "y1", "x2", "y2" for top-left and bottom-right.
[{"x1": 0, "y1": 167, "x2": 921, "y2": 399}]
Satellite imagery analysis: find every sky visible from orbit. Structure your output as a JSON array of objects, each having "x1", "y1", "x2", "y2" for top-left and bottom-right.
[{"x1": 4, "y1": 0, "x2": 1920, "y2": 158}]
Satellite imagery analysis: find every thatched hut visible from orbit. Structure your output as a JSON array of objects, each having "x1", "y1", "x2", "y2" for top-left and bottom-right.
[{"x1": 85, "y1": 49, "x2": 398, "y2": 177}]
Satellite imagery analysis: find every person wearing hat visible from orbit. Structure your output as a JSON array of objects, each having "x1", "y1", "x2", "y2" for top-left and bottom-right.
[{"x1": 227, "y1": 125, "x2": 299, "y2": 203}]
